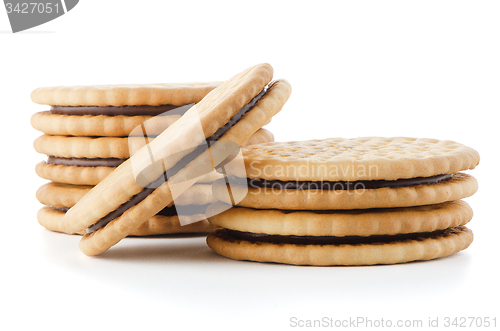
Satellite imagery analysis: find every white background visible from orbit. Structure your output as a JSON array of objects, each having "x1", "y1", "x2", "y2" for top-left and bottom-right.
[{"x1": 1, "y1": 1, "x2": 498, "y2": 330}]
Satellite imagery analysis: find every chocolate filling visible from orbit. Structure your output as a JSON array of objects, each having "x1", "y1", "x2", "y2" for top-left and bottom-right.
[
  {"x1": 85, "y1": 87, "x2": 268, "y2": 234},
  {"x1": 47, "y1": 156, "x2": 126, "y2": 168},
  {"x1": 247, "y1": 174, "x2": 453, "y2": 191},
  {"x1": 221, "y1": 228, "x2": 455, "y2": 246},
  {"x1": 156, "y1": 204, "x2": 211, "y2": 217},
  {"x1": 50, "y1": 104, "x2": 194, "y2": 116},
  {"x1": 56, "y1": 204, "x2": 209, "y2": 217},
  {"x1": 87, "y1": 204, "x2": 211, "y2": 233}
]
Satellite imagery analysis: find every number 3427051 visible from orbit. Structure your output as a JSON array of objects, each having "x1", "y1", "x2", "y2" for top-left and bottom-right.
[{"x1": 5, "y1": 2, "x2": 61, "y2": 14}]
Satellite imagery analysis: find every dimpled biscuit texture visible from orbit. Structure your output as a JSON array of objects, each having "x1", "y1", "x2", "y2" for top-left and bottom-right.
[{"x1": 242, "y1": 137, "x2": 479, "y2": 181}]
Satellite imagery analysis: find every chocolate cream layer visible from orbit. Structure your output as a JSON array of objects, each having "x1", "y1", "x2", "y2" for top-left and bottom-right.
[
  {"x1": 86, "y1": 204, "x2": 212, "y2": 234},
  {"x1": 50, "y1": 104, "x2": 194, "y2": 116},
  {"x1": 247, "y1": 174, "x2": 453, "y2": 191},
  {"x1": 57, "y1": 203, "x2": 210, "y2": 218},
  {"x1": 47, "y1": 156, "x2": 126, "y2": 168},
  {"x1": 219, "y1": 227, "x2": 463, "y2": 246},
  {"x1": 85, "y1": 87, "x2": 268, "y2": 234}
]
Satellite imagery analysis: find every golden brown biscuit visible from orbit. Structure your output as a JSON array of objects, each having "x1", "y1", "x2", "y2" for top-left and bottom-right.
[
  {"x1": 241, "y1": 128, "x2": 274, "y2": 147},
  {"x1": 213, "y1": 173, "x2": 478, "y2": 210},
  {"x1": 34, "y1": 129, "x2": 274, "y2": 185},
  {"x1": 34, "y1": 135, "x2": 132, "y2": 159},
  {"x1": 31, "y1": 111, "x2": 181, "y2": 137},
  {"x1": 207, "y1": 200, "x2": 473, "y2": 237},
  {"x1": 241, "y1": 137, "x2": 479, "y2": 181},
  {"x1": 31, "y1": 82, "x2": 222, "y2": 107},
  {"x1": 36, "y1": 183, "x2": 92, "y2": 208},
  {"x1": 30, "y1": 83, "x2": 220, "y2": 146},
  {"x1": 34, "y1": 128, "x2": 275, "y2": 159},
  {"x1": 206, "y1": 226, "x2": 473, "y2": 266},
  {"x1": 37, "y1": 182, "x2": 216, "y2": 209},
  {"x1": 35, "y1": 162, "x2": 113, "y2": 185},
  {"x1": 38, "y1": 207, "x2": 217, "y2": 236}
]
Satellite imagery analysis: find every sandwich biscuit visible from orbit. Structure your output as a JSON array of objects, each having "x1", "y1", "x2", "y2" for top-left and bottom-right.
[
  {"x1": 213, "y1": 137, "x2": 479, "y2": 210},
  {"x1": 38, "y1": 207, "x2": 217, "y2": 236},
  {"x1": 63, "y1": 63, "x2": 291, "y2": 255},
  {"x1": 31, "y1": 82, "x2": 221, "y2": 137},
  {"x1": 34, "y1": 128, "x2": 273, "y2": 185}
]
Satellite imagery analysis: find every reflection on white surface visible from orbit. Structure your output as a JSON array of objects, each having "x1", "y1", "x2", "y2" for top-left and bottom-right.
[{"x1": 36, "y1": 228, "x2": 478, "y2": 325}]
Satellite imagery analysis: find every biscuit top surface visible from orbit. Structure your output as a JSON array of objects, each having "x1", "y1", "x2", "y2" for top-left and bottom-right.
[
  {"x1": 241, "y1": 137, "x2": 479, "y2": 181},
  {"x1": 30, "y1": 82, "x2": 222, "y2": 107}
]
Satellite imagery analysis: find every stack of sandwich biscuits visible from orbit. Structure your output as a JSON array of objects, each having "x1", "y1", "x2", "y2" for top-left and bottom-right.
[
  {"x1": 46, "y1": 64, "x2": 292, "y2": 255},
  {"x1": 208, "y1": 137, "x2": 479, "y2": 266},
  {"x1": 32, "y1": 82, "x2": 276, "y2": 237}
]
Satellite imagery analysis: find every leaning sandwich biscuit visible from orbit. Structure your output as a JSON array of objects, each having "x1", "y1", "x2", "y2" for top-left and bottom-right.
[{"x1": 62, "y1": 63, "x2": 291, "y2": 255}]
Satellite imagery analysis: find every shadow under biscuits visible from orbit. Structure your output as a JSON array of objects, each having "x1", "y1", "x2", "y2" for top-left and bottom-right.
[
  {"x1": 38, "y1": 228, "x2": 473, "y2": 312},
  {"x1": 127, "y1": 233, "x2": 209, "y2": 239},
  {"x1": 93, "y1": 235, "x2": 216, "y2": 263}
]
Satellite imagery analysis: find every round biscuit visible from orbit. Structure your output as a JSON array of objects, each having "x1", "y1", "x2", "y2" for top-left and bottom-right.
[
  {"x1": 206, "y1": 226, "x2": 473, "y2": 266},
  {"x1": 241, "y1": 137, "x2": 479, "y2": 181},
  {"x1": 38, "y1": 207, "x2": 217, "y2": 236},
  {"x1": 213, "y1": 173, "x2": 478, "y2": 210},
  {"x1": 31, "y1": 111, "x2": 181, "y2": 137},
  {"x1": 35, "y1": 162, "x2": 113, "y2": 185},
  {"x1": 31, "y1": 82, "x2": 221, "y2": 107},
  {"x1": 36, "y1": 182, "x2": 216, "y2": 208},
  {"x1": 36, "y1": 183, "x2": 92, "y2": 208},
  {"x1": 34, "y1": 128, "x2": 273, "y2": 185},
  {"x1": 34, "y1": 127, "x2": 274, "y2": 159},
  {"x1": 34, "y1": 135, "x2": 133, "y2": 159},
  {"x1": 208, "y1": 200, "x2": 473, "y2": 237}
]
